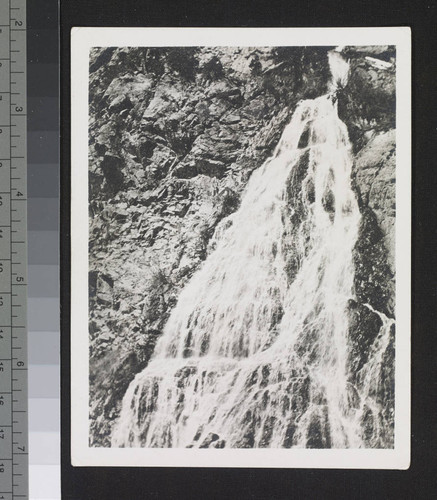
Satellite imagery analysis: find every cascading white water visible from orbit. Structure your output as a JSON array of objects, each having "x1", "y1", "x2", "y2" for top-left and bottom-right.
[
  {"x1": 328, "y1": 50, "x2": 350, "y2": 89},
  {"x1": 111, "y1": 50, "x2": 394, "y2": 449}
]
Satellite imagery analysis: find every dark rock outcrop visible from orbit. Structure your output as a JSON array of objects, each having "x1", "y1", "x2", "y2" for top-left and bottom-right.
[
  {"x1": 353, "y1": 208, "x2": 393, "y2": 316},
  {"x1": 338, "y1": 46, "x2": 396, "y2": 153},
  {"x1": 100, "y1": 153, "x2": 125, "y2": 195},
  {"x1": 338, "y1": 46, "x2": 396, "y2": 319},
  {"x1": 347, "y1": 299, "x2": 383, "y2": 379}
]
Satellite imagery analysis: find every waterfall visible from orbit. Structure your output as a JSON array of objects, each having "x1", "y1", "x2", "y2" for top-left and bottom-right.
[
  {"x1": 111, "y1": 50, "x2": 394, "y2": 449},
  {"x1": 328, "y1": 50, "x2": 350, "y2": 89}
]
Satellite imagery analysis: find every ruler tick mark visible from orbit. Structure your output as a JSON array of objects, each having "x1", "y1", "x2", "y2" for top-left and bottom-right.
[{"x1": 3, "y1": 4, "x2": 28, "y2": 497}]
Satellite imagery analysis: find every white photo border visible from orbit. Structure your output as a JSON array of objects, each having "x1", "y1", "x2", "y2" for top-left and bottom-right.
[{"x1": 71, "y1": 27, "x2": 411, "y2": 468}]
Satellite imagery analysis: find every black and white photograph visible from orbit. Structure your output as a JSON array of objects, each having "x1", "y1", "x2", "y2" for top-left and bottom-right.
[{"x1": 70, "y1": 28, "x2": 410, "y2": 468}]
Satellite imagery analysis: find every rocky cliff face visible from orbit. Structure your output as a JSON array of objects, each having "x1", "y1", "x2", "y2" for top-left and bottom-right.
[
  {"x1": 337, "y1": 46, "x2": 396, "y2": 318},
  {"x1": 88, "y1": 46, "x2": 396, "y2": 447},
  {"x1": 338, "y1": 46, "x2": 396, "y2": 442}
]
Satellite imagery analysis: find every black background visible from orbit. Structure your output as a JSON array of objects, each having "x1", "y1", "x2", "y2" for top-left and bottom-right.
[{"x1": 59, "y1": 0, "x2": 437, "y2": 498}]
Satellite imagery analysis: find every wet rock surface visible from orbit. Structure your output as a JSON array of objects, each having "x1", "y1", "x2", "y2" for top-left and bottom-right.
[
  {"x1": 339, "y1": 47, "x2": 396, "y2": 443},
  {"x1": 89, "y1": 349, "x2": 153, "y2": 446},
  {"x1": 347, "y1": 299, "x2": 383, "y2": 378}
]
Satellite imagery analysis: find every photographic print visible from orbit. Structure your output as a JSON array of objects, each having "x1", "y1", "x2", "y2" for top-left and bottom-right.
[{"x1": 71, "y1": 28, "x2": 410, "y2": 467}]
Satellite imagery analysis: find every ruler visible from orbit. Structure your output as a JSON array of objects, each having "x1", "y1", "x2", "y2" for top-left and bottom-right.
[{"x1": 0, "y1": 0, "x2": 28, "y2": 499}]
